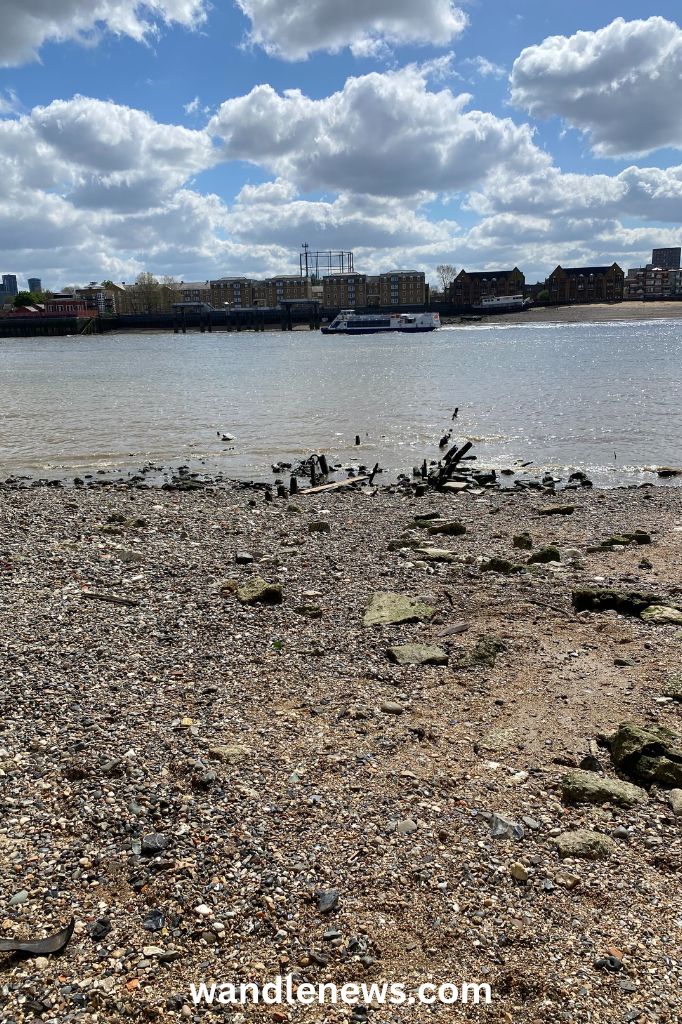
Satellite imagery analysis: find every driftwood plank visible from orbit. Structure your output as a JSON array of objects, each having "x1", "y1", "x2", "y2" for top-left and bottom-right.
[
  {"x1": 302, "y1": 475, "x2": 370, "y2": 495},
  {"x1": 82, "y1": 591, "x2": 139, "y2": 607}
]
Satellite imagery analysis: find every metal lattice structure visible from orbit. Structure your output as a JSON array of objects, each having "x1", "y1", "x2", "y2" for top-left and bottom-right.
[{"x1": 299, "y1": 243, "x2": 354, "y2": 279}]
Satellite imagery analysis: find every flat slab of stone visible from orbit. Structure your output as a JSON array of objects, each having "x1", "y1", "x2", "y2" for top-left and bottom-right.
[
  {"x1": 415, "y1": 547, "x2": 456, "y2": 562},
  {"x1": 386, "y1": 643, "x2": 448, "y2": 666},
  {"x1": 237, "y1": 577, "x2": 283, "y2": 605},
  {"x1": 427, "y1": 521, "x2": 466, "y2": 536},
  {"x1": 663, "y1": 674, "x2": 682, "y2": 701},
  {"x1": 641, "y1": 605, "x2": 682, "y2": 625},
  {"x1": 363, "y1": 592, "x2": 435, "y2": 627},
  {"x1": 537, "y1": 504, "x2": 575, "y2": 516},
  {"x1": 555, "y1": 829, "x2": 616, "y2": 860},
  {"x1": 562, "y1": 770, "x2": 648, "y2": 808},
  {"x1": 208, "y1": 744, "x2": 249, "y2": 764}
]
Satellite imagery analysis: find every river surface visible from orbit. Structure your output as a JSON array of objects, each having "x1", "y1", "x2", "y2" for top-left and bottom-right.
[{"x1": 1, "y1": 319, "x2": 681, "y2": 486}]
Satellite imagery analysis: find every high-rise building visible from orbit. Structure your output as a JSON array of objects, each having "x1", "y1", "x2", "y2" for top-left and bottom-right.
[
  {"x1": 651, "y1": 247, "x2": 681, "y2": 270},
  {"x1": 28, "y1": 278, "x2": 42, "y2": 293},
  {"x1": 2, "y1": 274, "x2": 18, "y2": 295}
]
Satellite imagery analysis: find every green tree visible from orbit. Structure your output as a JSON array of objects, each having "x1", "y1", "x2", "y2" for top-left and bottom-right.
[
  {"x1": 536, "y1": 289, "x2": 550, "y2": 303},
  {"x1": 100, "y1": 280, "x2": 116, "y2": 289},
  {"x1": 14, "y1": 291, "x2": 39, "y2": 306}
]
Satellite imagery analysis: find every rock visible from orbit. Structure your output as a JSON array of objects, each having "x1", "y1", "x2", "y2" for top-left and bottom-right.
[
  {"x1": 9, "y1": 890, "x2": 28, "y2": 907},
  {"x1": 571, "y1": 588, "x2": 661, "y2": 616},
  {"x1": 512, "y1": 532, "x2": 533, "y2": 550},
  {"x1": 555, "y1": 871, "x2": 581, "y2": 890},
  {"x1": 669, "y1": 789, "x2": 682, "y2": 816},
  {"x1": 363, "y1": 592, "x2": 435, "y2": 627},
  {"x1": 386, "y1": 643, "x2": 448, "y2": 666},
  {"x1": 294, "y1": 604, "x2": 323, "y2": 618},
  {"x1": 611, "y1": 826, "x2": 630, "y2": 842},
  {"x1": 561, "y1": 770, "x2": 648, "y2": 808},
  {"x1": 308, "y1": 520, "x2": 331, "y2": 534},
  {"x1": 608, "y1": 721, "x2": 682, "y2": 787},
  {"x1": 555, "y1": 830, "x2": 616, "y2": 860},
  {"x1": 142, "y1": 910, "x2": 165, "y2": 932},
  {"x1": 640, "y1": 605, "x2": 682, "y2": 625},
  {"x1": 663, "y1": 674, "x2": 682, "y2": 701},
  {"x1": 237, "y1": 577, "x2": 283, "y2": 605},
  {"x1": 318, "y1": 890, "x2": 340, "y2": 914},
  {"x1": 490, "y1": 813, "x2": 524, "y2": 840},
  {"x1": 480, "y1": 556, "x2": 524, "y2": 574},
  {"x1": 218, "y1": 578, "x2": 239, "y2": 595},
  {"x1": 537, "y1": 504, "x2": 575, "y2": 516},
  {"x1": 458, "y1": 636, "x2": 506, "y2": 669},
  {"x1": 396, "y1": 818, "x2": 419, "y2": 834},
  {"x1": 141, "y1": 833, "x2": 170, "y2": 856},
  {"x1": 528, "y1": 545, "x2": 561, "y2": 564},
  {"x1": 235, "y1": 551, "x2": 254, "y2": 564},
  {"x1": 380, "y1": 700, "x2": 405, "y2": 714},
  {"x1": 510, "y1": 862, "x2": 529, "y2": 882},
  {"x1": 426, "y1": 521, "x2": 466, "y2": 536},
  {"x1": 208, "y1": 744, "x2": 249, "y2": 764},
  {"x1": 89, "y1": 918, "x2": 112, "y2": 941},
  {"x1": 414, "y1": 547, "x2": 456, "y2": 562}
]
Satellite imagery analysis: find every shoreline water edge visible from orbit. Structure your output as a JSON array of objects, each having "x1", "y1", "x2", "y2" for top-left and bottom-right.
[{"x1": 0, "y1": 476, "x2": 681, "y2": 1021}]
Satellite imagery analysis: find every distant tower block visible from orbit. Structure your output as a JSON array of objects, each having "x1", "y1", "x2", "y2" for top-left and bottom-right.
[
  {"x1": 28, "y1": 278, "x2": 42, "y2": 293},
  {"x1": 299, "y1": 243, "x2": 354, "y2": 278},
  {"x1": 651, "y1": 247, "x2": 681, "y2": 270}
]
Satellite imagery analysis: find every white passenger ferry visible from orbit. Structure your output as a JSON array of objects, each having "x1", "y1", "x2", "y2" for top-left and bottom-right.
[{"x1": 321, "y1": 310, "x2": 440, "y2": 334}]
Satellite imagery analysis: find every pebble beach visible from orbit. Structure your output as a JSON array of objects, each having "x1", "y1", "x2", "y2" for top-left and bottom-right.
[{"x1": 1, "y1": 473, "x2": 681, "y2": 1023}]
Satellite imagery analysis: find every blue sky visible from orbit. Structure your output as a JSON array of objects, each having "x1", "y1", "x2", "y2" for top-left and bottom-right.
[{"x1": 1, "y1": 1, "x2": 681, "y2": 289}]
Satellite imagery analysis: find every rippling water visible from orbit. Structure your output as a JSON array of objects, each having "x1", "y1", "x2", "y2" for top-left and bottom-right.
[{"x1": 1, "y1": 319, "x2": 680, "y2": 486}]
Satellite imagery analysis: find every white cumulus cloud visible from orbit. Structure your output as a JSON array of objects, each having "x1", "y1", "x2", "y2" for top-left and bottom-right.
[
  {"x1": 210, "y1": 65, "x2": 550, "y2": 197},
  {"x1": 235, "y1": 0, "x2": 467, "y2": 60},
  {"x1": 510, "y1": 16, "x2": 682, "y2": 156},
  {"x1": 0, "y1": 0, "x2": 208, "y2": 67}
]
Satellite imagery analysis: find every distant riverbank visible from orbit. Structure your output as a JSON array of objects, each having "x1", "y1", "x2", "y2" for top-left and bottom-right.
[{"x1": 481, "y1": 300, "x2": 682, "y2": 326}]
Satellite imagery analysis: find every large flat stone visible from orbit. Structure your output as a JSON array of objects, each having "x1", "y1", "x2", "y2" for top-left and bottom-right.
[
  {"x1": 363, "y1": 592, "x2": 435, "y2": 627},
  {"x1": 386, "y1": 643, "x2": 448, "y2": 666},
  {"x1": 562, "y1": 770, "x2": 648, "y2": 808},
  {"x1": 641, "y1": 605, "x2": 682, "y2": 625},
  {"x1": 555, "y1": 829, "x2": 616, "y2": 860},
  {"x1": 237, "y1": 577, "x2": 283, "y2": 605}
]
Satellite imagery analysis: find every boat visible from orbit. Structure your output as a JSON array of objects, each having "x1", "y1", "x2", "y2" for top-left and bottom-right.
[
  {"x1": 471, "y1": 294, "x2": 531, "y2": 312},
  {"x1": 321, "y1": 310, "x2": 440, "y2": 334}
]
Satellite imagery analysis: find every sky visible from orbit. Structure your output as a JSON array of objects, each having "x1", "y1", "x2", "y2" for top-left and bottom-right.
[{"x1": 1, "y1": 1, "x2": 681, "y2": 290}]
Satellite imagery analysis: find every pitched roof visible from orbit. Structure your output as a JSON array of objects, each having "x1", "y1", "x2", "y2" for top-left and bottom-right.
[
  {"x1": 553, "y1": 265, "x2": 621, "y2": 276},
  {"x1": 459, "y1": 269, "x2": 521, "y2": 279}
]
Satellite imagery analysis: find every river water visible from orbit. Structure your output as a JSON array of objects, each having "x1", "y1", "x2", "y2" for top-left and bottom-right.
[{"x1": 1, "y1": 319, "x2": 680, "y2": 486}]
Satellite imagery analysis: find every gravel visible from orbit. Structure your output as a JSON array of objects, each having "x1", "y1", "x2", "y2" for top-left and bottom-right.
[{"x1": 0, "y1": 478, "x2": 681, "y2": 1022}]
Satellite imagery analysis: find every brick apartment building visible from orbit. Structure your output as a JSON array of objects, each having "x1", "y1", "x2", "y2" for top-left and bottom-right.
[
  {"x1": 449, "y1": 268, "x2": 525, "y2": 306},
  {"x1": 322, "y1": 274, "x2": 368, "y2": 308},
  {"x1": 375, "y1": 271, "x2": 426, "y2": 305},
  {"x1": 546, "y1": 264, "x2": 624, "y2": 304},
  {"x1": 210, "y1": 278, "x2": 255, "y2": 308}
]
